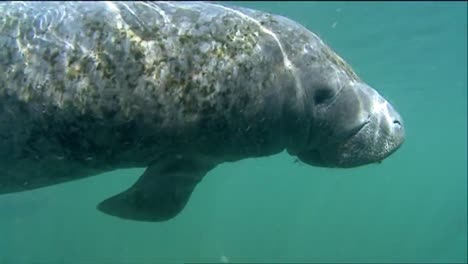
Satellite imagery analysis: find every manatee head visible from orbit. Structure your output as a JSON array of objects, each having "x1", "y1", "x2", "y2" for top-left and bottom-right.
[{"x1": 289, "y1": 44, "x2": 405, "y2": 168}]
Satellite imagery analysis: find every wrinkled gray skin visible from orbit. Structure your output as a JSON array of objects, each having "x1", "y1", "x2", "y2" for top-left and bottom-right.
[{"x1": 0, "y1": 1, "x2": 405, "y2": 222}]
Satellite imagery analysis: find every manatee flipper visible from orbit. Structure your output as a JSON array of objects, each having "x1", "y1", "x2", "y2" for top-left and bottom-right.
[{"x1": 97, "y1": 154, "x2": 216, "y2": 222}]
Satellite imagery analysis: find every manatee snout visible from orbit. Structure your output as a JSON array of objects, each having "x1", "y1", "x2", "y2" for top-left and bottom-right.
[
  {"x1": 296, "y1": 81, "x2": 405, "y2": 168},
  {"x1": 343, "y1": 83, "x2": 405, "y2": 166}
]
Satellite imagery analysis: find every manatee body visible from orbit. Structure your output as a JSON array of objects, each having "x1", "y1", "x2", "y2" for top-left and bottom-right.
[{"x1": 0, "y1": 1, "x2": 405, "y2": 222}]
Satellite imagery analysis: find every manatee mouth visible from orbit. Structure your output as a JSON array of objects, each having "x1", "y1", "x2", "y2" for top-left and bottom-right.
[
  {"x1": 342, "y1": 112, "x2": 405, "y2": 167},
  {"x1": 341, "y1": 115, "x2": 371, "y2": 143},
  {"x1": 295, "y1": 119, "x2": 371, "y2": 168},
  {"x1": 351, "y1": 117, "x2": 371, "y2": 139}
]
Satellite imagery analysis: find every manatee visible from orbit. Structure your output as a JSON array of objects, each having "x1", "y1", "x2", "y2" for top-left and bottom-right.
[{"x1": 0, "y1": 1, "x2": 405, "y2": 222}]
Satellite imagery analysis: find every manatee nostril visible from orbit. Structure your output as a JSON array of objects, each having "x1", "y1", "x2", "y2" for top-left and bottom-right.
[{"x1": 393, "y1": 120, "x2": 401, "y2": 128}]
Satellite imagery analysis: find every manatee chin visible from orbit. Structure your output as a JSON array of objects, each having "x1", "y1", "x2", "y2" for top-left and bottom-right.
[{"x1": 294, "y1": 82, "x2": 405, "y2": 168}]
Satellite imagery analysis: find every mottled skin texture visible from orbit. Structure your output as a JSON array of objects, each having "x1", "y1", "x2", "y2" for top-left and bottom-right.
[{"x1": 0, "y1": 1, "x2": 405, "y2": 221}]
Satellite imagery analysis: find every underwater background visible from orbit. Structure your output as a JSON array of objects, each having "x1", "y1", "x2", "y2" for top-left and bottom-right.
[{"x1": 0, "y1": 1, "x2": 466, "y2": 263}]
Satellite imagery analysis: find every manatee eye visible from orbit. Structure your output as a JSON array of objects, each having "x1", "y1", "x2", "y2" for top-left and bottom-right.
[{"x1": 314, "y1": 86, "x2": 335, "y2": 105}]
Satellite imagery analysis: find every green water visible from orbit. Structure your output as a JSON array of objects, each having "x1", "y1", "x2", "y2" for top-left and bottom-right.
[{"x1": 1, "y1": 1, "x2": 466, "y2": 263}]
